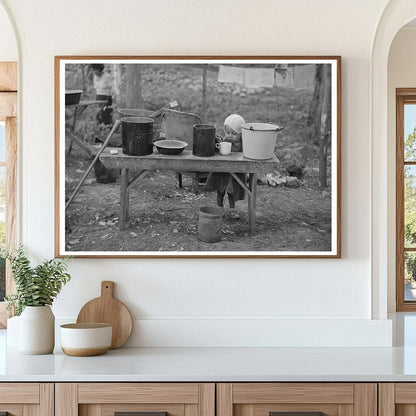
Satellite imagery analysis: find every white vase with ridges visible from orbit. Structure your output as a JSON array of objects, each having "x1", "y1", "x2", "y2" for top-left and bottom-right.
[{"x1": 18, "y1": 306, "x2": 55, "y2": 354}]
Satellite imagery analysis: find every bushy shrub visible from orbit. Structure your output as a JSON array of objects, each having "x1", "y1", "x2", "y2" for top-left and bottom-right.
[{"x1": 3, "y1": 246, "x2": 71, "y2": 316}]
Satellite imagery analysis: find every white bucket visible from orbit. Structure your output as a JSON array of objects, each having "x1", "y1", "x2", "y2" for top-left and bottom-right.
[{"x1": 241, "y1": 123, "x2": 283, "y2": 160}]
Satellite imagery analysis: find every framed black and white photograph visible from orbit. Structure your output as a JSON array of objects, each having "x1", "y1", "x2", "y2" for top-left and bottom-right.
[{"x1": 55, "y1": 56, "x2": 341, "y2": 258}]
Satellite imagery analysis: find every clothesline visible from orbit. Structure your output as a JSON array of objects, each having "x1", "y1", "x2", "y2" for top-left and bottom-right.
[{"x1": 217, "y1": 64, "x2": 316, "y2": 90}]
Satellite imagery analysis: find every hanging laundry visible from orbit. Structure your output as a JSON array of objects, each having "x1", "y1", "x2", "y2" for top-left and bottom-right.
[
  {"x1": 218, "y1": 65, "x2": 244, "y2": 84},
  {"x1": 294, "y1": 64, "x2": 316, "y2": 90},
  {"x1": 244, "y1": 67, "x2": 275, "y2": 88}
]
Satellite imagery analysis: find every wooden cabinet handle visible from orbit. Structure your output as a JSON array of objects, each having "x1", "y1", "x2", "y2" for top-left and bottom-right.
[
  {"x1": 270, "y1": 413, "x2": 323, "y2": 416},
  {"x1": 115, "y1": 412, "x2": 167, "y2": 416}
]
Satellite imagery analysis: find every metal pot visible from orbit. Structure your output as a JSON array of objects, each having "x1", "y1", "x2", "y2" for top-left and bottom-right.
[
  {"x1": 193, "y1": 124, "x2": 216, "y2": 157},
  {"x1": 121, "y1": 117, "x2": 154, "y2": 156}
]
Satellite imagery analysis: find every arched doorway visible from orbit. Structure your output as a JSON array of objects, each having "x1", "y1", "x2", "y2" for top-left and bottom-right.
[{"x1": 371, "y1": 1, "x2": 416, "y2": 318}]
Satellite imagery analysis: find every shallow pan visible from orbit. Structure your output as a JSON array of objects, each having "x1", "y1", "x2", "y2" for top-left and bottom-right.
[
  {"x1": 154, "y1": 139, "x2": 188, "y2": 155},
  {"x1": 65, "y1": 90, "x2": 83, "y2": 106}
]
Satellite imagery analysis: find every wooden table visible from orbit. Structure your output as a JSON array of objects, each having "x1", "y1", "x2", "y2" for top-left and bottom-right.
[
  {"x1": 100, "y1": 149, "x2": 279, "y2": 233},
  {"x1": 65, "y1": 100, "x2": 106, "y2": 157}
]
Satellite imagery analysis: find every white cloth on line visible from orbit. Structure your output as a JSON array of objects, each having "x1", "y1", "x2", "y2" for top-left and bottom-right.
[
  {"x1": 218, "y1": 65, "x2": 244, "y2": 84},
  {"x1": 244, "y1": 67, "x2": 275, "y2": 88},
  {"x1": 293, "y1": 64, "x2": 316, "y2": 90}
]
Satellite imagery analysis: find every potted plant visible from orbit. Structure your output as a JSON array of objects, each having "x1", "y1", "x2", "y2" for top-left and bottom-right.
[{"x1": 4, "y1": 246, "x2": 71, "y2": 354}]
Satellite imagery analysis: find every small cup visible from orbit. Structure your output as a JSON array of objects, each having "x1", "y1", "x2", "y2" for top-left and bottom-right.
[{"x1": 216, "y1": 141, "x2": 232, "y2": 155}]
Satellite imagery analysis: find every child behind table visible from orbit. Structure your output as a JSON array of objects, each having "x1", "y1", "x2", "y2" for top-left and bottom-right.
[{"x1": 204, "y1": 114, "x2": 246, "y2": 216}]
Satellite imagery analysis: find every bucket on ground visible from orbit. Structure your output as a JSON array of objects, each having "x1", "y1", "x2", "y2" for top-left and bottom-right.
[
  {"x1": 198, "y1": 206, "x2": 224, "y2": 243},
  {"x1": 121, "y1": 117, "x2": 154, "y2": 156},
  {"x1": 241, "y1": 122, "x2": 283, "y2": 160},
  {"x1": 193, "y1": 124, "x2": 216, "y2": 157}
]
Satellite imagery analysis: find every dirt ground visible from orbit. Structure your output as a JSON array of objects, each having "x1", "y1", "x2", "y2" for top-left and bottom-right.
[{"x1": 64, "y1": 146, "x2": 332, "y2": 254}]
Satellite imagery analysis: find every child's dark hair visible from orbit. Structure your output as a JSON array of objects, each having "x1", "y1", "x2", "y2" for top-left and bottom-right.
[{"x1": 90, "y1": 64, "x2": 104, "y2": 72}]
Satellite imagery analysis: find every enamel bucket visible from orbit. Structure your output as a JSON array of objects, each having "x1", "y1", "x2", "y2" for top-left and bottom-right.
[{"x1": 241, "y1": 123, "x2": 283, "y2": 160}]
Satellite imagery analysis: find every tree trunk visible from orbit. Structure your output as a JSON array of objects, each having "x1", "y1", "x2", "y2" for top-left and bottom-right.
[
  {"x1": 112, "y1": 64, "x2": 122, "y2": 109},
  {"x1": 308, "y1": 64, "x2": 324, "y2": 145},
  {"x1": 308, "y1": 64, "x2": 332, "y2": 188},
  {"x1": 318, "y1": 65, "x2": 332, "y2": 188},
  {"x1": 81, "y1": 64, "x2": 86, "y2": 96},
  {"x1": 125, "y1": 65, "x2": 143, "y2": 108}
]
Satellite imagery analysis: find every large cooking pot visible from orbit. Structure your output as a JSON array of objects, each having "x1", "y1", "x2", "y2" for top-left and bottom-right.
[
  {"x1": 121, "y1": 117, "x2": 154, "y2": 156},
  {"x1": 193, "y1": 124, "x2": 216, "y2": 157}
]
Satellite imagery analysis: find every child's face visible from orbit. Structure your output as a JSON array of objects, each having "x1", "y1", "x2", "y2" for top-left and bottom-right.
[{"x1": 224, "y1": 125, "x2": 241, "y2": 143}]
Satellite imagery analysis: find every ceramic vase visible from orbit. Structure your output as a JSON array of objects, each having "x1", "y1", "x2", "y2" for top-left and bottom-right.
[
  {"x1": 6, "y1": 315, "x2": 20, "y2": 347},
  {"x1": 19, "y1": 306, "x2": 55, "y2": 354}
]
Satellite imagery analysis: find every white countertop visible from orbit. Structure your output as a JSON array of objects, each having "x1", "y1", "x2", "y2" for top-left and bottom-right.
[
  {"x1": 2, "y1": 345, "x2": 416, "y2": 382},
  {"x1": 3, "y1": 313, "x2": 416, "y2": 382}
]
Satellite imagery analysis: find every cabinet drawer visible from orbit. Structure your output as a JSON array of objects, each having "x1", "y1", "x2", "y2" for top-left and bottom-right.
[
  {"x1": 218, "y1": 383, "x2": 376, "y2": 416},
  {"x1": 0, "y1": 383, "x2": 39, "y2": 403},
  {"x1": 56, "y1": 383, "x2": 215, "y2": 416},
  {"x1": 78, "y1": 383, "x2": 200, "y2": 403}
]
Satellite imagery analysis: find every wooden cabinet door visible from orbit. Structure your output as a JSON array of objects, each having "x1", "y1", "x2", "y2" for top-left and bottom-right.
[
  {"x1": 55, "y1": 383, "x2": 215, "y2": 416},
  {"x1": 379, "y1": 383, "x2": 416, "y2": 416},
  {"x1": 0, "y1": 383, "x2": 53, "y2": 416},
  {"x1": 217, "y1": 383, "x2": 377, "y2": 416}
]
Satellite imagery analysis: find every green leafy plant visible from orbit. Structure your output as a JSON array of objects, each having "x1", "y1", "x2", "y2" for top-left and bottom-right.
[{"x1": 3, "y1": 246, "x2": 71, "y2": 316}]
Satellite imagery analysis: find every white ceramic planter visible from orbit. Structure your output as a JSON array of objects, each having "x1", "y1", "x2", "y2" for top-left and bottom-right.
[
  {"x1": 19, "y1": 306, "x2": 55, "y2": 354},
  {"x1": 6, "y1": 315, "x2": 20, "y2": 347}
]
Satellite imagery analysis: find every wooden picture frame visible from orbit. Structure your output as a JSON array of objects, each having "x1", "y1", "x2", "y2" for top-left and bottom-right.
[{"x1": 55, "y1": 56, "x2": 341, "y2": 258}]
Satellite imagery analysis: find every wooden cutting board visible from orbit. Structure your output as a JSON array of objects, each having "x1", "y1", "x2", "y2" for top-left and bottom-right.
[{"x1": 76, "y1": 281, "x2": 133, "y2": 349}]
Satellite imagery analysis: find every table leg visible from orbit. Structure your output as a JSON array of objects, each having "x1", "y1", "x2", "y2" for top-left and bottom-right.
[
  {"x1": 68, "y1": 140, "x2": 73, "y2": 155},
  {"x1": 68, "y1": 109, "x2": 77, "y2": 155},
  {"x1": 66, "y1": 129, "x2": 92, "y2": 158},
  {"x1": 119, "y1": 168, "x2": 129, "y2": 231},
  {"x1": 248, "y1": 173, "x2": 257, "y2": 234},
  {"x1": 125, "y1": 173, "x2": 130, "y2": 221}
]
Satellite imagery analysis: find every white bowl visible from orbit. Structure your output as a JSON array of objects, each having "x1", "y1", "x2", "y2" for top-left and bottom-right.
[{"x1": 60, "y1": 323, "x2": 112, "y2": 356}]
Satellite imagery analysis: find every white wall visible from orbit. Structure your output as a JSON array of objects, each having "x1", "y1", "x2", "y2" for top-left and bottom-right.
[
  {"x1": 0, "y1": 0, "x2": 394, "y2": 347},
  {"x1": 0, "y1": 3, "x2": 16, "y2": 61},
  {"x1": 387, "y1": 26, "x2": 416, "y2": 312}
]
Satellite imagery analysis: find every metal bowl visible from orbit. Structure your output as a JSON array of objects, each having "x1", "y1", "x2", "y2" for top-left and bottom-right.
[
  {"x1": 65, "y1": 90, "x2": 83, "y2": 106},
  {"x1": 154, "y1": 139, "x2": 188, "y2": 155}
]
